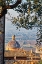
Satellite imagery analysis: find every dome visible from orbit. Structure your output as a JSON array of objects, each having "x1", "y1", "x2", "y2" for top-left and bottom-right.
[
  {"x1": 6, "y1": 40, "x2": 20, "y2": 50},
  {"x1": 6, "y1": 35, "x2": 20, "y2": 50},
  {"x1": 8, "y1": 40, "x2": 20, "y2": 48}
]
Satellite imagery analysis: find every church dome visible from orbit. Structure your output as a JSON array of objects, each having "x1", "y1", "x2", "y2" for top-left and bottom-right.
[
  {"x1": 6, "y1": 35, "x2": 20, "y2": 50},
  {"x1": 8, "y1": 40, "x2": 20, "y2": 48}
]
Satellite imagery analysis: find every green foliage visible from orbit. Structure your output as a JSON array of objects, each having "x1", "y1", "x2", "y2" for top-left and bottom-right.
[
  {"x1": 0, "y1": 0, "x2": 14, "y2": 6},
  {"x1": 9, "y1": 0, "x2": 42, "y2": 29},
  {"x1": 19, "y1": 18, "x2": 24, "y2": 24},
  {"x1": 37, "y1": 60, "x2": 42, "y2": 64}
]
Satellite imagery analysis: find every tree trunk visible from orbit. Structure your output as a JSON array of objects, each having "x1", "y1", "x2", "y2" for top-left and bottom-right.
[{"x1": 0, "y1": 16, "x2": 5, "y2": 64}]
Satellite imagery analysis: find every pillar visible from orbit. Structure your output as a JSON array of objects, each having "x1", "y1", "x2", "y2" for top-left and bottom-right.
[{"x1": 0, "y1": 16, "x2": 5, "y2": 64}]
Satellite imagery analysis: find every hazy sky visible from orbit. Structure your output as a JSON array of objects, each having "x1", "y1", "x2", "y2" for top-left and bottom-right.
[{"x1": 6, "y1": 9, "x2": 19, "y2": 18}]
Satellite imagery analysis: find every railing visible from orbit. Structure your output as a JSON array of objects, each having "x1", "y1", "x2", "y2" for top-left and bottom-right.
[{"x1": 4, "y1": 56, "x2": 41, "y2": 61}]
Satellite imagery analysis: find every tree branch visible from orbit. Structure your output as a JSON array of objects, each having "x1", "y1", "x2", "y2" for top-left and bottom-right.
[{"x1": 6, "y1": 0, "x2": 22, "y2": 9}]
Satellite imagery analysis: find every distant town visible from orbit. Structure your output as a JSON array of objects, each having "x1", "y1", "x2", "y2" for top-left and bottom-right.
[{"x1": 4, "y1": 34, "x2": 42, "y2": 64}]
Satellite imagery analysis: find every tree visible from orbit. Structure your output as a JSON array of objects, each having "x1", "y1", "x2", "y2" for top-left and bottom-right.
[
  {"x1": 11, "y1": 0, "x2": 42, "y2": 47},
  {"x1": 11, "y1": 0, "x2": 42, "y2": 29},
  {"x1": 0, "y1": 0, "x2": 22, "y2": 18},
  {"x1": 35, "y1": 17, "x2": 42, "y2": 49}
]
